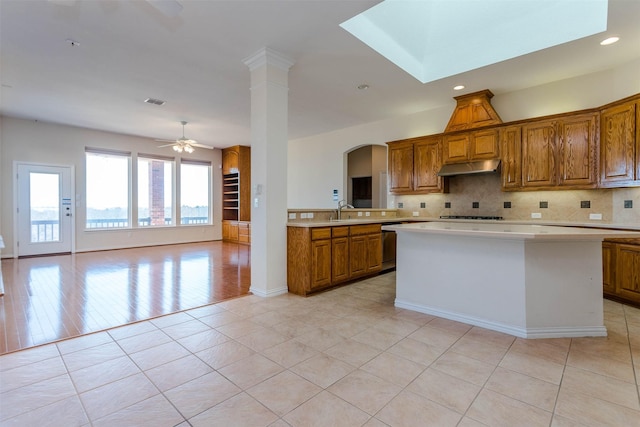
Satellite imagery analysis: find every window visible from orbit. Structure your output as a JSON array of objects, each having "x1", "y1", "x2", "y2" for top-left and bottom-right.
[
  {"x1": 86, "y1": 150, "x2": 131, "y2": 229},
  {"x1": 180, "y1": 161, "x2": 211, "y2": 225},
  {"x1": 138, "y1": 156, "x2": 174, "y2": 227}
]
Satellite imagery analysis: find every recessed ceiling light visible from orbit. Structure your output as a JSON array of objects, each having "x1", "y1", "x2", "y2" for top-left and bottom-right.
[
  {"x1": 144, "y1": 98, "x2": 166, "y2": 106},
  {"x1": 65, "y1": 39, "x2": 80, "y2": 47},
  {"x1": 453, "y1": 85, "x2": 465, "y2": 91},
  {"x1": 600, "y1": 36, "x2": 620, "y2": 46},
  {"x1": 357, "y1": 84, "x2": 370, "y2": 90}
]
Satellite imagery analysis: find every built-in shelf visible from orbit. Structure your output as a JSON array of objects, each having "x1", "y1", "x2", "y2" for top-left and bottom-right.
[{"x1": 223, "y1": 173, "x2": 240, "y2": 221}]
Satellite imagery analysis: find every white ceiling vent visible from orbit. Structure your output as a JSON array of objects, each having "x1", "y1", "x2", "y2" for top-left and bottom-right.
[{"x1": 144, "y1": 98, "x2": 166, "y2": 106}]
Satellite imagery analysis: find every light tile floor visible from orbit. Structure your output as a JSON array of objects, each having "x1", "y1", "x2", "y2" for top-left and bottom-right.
[{"x1": 1, "y1": 272, "x2": 640, "y2": 426}]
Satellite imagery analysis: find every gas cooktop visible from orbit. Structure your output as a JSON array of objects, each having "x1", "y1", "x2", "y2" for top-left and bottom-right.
[{"x1": 439, "y1": 215, "x2": 504, "y2": 220}]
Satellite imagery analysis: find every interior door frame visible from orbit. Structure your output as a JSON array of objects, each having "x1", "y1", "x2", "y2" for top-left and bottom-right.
[{"x1": 13, "y1": 161, "x2": 76, "y2": 258}]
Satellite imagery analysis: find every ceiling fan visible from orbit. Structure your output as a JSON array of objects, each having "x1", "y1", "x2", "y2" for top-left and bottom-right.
[{"x1": 156, "y1": 121, "x2": 213, "y2": 153}]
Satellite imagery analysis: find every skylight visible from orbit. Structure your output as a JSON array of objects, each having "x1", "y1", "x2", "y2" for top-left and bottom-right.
[{"x1": 340, "y1": 0, "x2": 609, "y2": 84}]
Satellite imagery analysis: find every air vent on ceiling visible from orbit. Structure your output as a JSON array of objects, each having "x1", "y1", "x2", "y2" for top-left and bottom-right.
[{"x1": 144, "y1": 98, "x2": 166, "y2": 106}]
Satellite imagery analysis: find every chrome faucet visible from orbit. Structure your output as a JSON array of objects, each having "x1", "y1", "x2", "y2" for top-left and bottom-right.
[{"x1": 337, "y1": 199, "x2": 354, "y2": 220}]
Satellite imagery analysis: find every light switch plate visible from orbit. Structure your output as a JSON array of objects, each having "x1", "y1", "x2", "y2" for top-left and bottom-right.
[
  {"x1": 589, "y1": 213, "x2": 602, "y2": 220},
  {"x1": 412, "y1": 212, "x2": 419, "y2": 217},
  {"x1": 358, "y1": 211, "x2": 363, "y2": 217},
  {"x1": 381, "y1": 211, "x2": 386, "y2": 216},
  {"x1": 300, "y1": 213, "x2": 308, "y2": 219},
  {"x1": 531, "y1": 212, "x2": 542, "y2": 219},
  {"x1": 288, "y1": 213, "x2": 296, "y2": 219},
  {"x1": 365, "y1": 212, "x2": 371, "y2": 217},
  {"x1": 307, "y1": 212, "x2": 314, "y2": 219}
]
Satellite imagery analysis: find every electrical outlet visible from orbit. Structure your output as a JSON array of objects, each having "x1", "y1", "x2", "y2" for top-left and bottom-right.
[
  {"x1": 412, "y1": 211, "x2": 419, "y2": 217},
  {"x1": 531, "y1": 212, "x2": 542, "y2": 219},
  {"x1": 365, "y1": 212, "x2": 371, "y2": 217},
  {"x1": 288, "y1": 213, "x2": 296, "y2": 220},
  {"x1": 357, "y1": 211, "x2": 363, "y2": 217},
  {"x1": 381, "y1": 211, "x2": 386, "y2": 216},
  {"x1": 589, "y1": 213, "x2": 602, "y2": 220},
  {"x1": 300, "y1": 213, "x2": 308, "y2": 219},
  {"x1": 307, "y1": 212, "x2": 314, "y2": 219}
]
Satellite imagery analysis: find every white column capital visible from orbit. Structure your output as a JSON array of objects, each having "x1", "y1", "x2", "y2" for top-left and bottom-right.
[{"x1": 243, "y1": 47, "x2": 295, "y2": 72}]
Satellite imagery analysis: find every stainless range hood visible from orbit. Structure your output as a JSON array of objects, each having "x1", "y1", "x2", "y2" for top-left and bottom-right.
[{"x1": 437, "y1": 159, "x2": 501, "y2": 177}]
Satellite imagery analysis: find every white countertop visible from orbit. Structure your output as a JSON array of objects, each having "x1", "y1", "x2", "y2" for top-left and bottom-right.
[
  {"x1": 383, "y1": 221, "x2": 640, "y2": 241},
  {"x1": 288, "y1": 217, "x2": 640, "y2": 231}
]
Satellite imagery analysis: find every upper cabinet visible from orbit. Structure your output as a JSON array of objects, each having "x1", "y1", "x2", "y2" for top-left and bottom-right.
[
  {"x1": 500, "y1": 126, "x2": 522, "y2": 189},
  {"x1": 503, "y1": 112, "x2": 598, "y2": 191},
  {"x1": 387, "y1": 135, "x2": 447, "y2": 195},
  {"x1": 600, "y1": 99, "x2": 640, "y2": 187},
  {"x1": 443, "y1": 129, "x2": 499, "y2": 164},
  {"x1": 386, "y1": 91, "x2": 640, "y2": 194}
]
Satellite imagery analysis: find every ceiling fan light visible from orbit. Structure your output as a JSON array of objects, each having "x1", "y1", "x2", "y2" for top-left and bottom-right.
[
  {"x1": 173, "y1": 145, "x2": 182, "y2": 152},
  {"x1": 184, "y1": 145, "x2": 194, "y2": 153}
]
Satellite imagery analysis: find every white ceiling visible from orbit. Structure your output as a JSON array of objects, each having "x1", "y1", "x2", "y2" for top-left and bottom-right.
[{"x1": 1, "y1": 0, "x2": 639, "y2": 149}]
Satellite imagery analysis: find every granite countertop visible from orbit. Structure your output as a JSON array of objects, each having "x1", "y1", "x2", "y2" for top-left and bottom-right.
[
  {"x1": 382, "y1": 221, "x2": 640, "y2": 240},
  {"x1": 287, "y1": 217, "x2": 640, "y2": 231}
]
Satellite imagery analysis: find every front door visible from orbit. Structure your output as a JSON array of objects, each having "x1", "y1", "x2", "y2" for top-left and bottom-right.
[{"x1": 16, "y1": 163, "x2": 74, "y2": 256}]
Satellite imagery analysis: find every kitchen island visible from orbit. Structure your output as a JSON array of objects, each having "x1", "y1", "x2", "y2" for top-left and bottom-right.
[{"x1": 383, "y1": 222, "x2": 640, "y2": 338}]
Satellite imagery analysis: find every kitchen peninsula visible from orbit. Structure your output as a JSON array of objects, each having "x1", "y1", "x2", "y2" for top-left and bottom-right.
[{"x1": 383, "y1": 222, "x2": 640, "y2": 339}]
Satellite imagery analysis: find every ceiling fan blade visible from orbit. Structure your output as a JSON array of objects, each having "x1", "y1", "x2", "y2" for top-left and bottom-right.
[
  {"x1": 146, "y1": 0, "x2": 183, "y2": 17},
  {"x1": 157, "y1": 143, "x2": 176, "y2": 148},
  {"x1": 191, "y1": 143, "x2": 214, "y2": 149}
]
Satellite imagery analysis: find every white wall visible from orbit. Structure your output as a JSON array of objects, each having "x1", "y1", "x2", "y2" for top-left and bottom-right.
[
  {"x1": 288, "y1": 58, "x2": 640, "y2": 208},
  {"x1": 0, "y1": 117, "x2": 223, "y2": 257}
]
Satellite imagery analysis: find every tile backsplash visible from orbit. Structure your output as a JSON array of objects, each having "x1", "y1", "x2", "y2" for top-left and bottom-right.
[{"x1": 392, "y1": 173, "x2": 640, "y2": 224}]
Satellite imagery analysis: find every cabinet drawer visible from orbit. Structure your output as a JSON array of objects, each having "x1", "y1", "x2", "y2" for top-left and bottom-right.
[
  {"x1": 311, "y1": 228, "x2": 332, "y2": 240},
  {"x1": 332, "y1": 226, "x2": 349, "y2": 238},
  {"x1": 349, "y1": 224, "x2": 381, "y2": 236}
]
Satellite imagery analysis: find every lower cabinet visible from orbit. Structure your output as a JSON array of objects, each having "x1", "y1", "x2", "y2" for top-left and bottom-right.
[
  {"x1": 287, "y1": 224, "x2": 382, "y2": 296},
  {"x1": 222, "y1": 220, "x2": 250, "y2": 244},
  {"x1": 603, "y1": 239, "x2": 640, "y2": 306}
]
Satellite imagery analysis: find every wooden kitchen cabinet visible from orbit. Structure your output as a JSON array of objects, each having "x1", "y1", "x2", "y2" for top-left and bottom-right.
[
  {"x1": 519, "y1": 113, "x2": 598, "y2": 190},
  {"x1": 615, "y1": 243, "x2": 640, "y2": 305},
  {"x1": 443, "y1": 129, "x2": 499, "y2": 164},
  {"x1": 603, "y1": 239, "x2": 640, "y2": 307},
  {"x1": 600, "y1": 100, "x2": 639, "y2": 187},
  {"x1": 500, "y1": 125, "x2": 522, "y2": 189},
  {"x1": 287, "y1": 224, "x2": 382, "y2": 296},
  {"x1": 522, "y1": 119, "x2": 557, "y2": 188},
  {"x1": 222, "y1": 145, "x2": 251, "y2": 243},
  {"x1": 414, "y1": 136, "x2": 447, "y2": 193},
  {"x1": 331, "y1": 227, "x2": 350, "y2": 284},
  {"x1": 387, "y1": 136, "x2": 447, "y2": 195},
  {"x1": 557, "y1": 113, "x2": 598, "y2": 188}
]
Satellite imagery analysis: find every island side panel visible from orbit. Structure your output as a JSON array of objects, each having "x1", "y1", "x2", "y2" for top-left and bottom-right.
[
  {"x1": 394, "y1": 231, "x2": 529, "y2": 336},
  {"x1": 523, "y1": 239, "x2": 605, "y2": 337}
]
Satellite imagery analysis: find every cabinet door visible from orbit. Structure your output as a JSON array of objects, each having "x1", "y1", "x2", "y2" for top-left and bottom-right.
[
  {"x1": 600, "y1": 102, "x2": 636, "y2": 186},
  {"x1": 443, "y1": 133, "x2": 469, "y2": 164},
  {"x1": 366, "y1": 233, "x2": 382, "y2": 273},
  {"x1": 500, "y1": 126, "x2": 522, "y2": 189},
  {"x1": 615, "y1": 244, "x2": 640, "y2": 304},
  {"x1": 349, "y1": 235, "x2": 367, "y2": 278},
  {"x1": 332, "y1": 237, "x2": 350, "y2": 284},
  {"x1": 387, "y1": 141, "x2": 414, "y2": 194},
  {"x1": 229, "y1": 222, "x2": 239, "y2": 241},
  {"x1": 311, "y1": 239, "x2": 332, "y2": 290},
  {"x1": 522, "y1": 120, "x2": 557, "y2": 187},
  {"x1": 470, "y1": 129, "x2": 499, "y2": 160},
  {"x1": 414, "y1": 136, "x2": 446, "y2": 193},
  {"x1": 558, "y1": 113, "x2": 598, "y2": 187},
  {"x1": 602, "y1": 241, "x2": 615, "y2": 296},
  {"x1": 222, "y1": 221, "x2": 231, "y2": 240},
  {"x1": 222, "y1": 149, "x2": 239, "y2": 175}
]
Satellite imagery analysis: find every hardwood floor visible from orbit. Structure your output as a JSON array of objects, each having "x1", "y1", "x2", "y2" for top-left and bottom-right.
[{"x1": 0, "y1": 241, "x2": 250, "y2": 354}]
